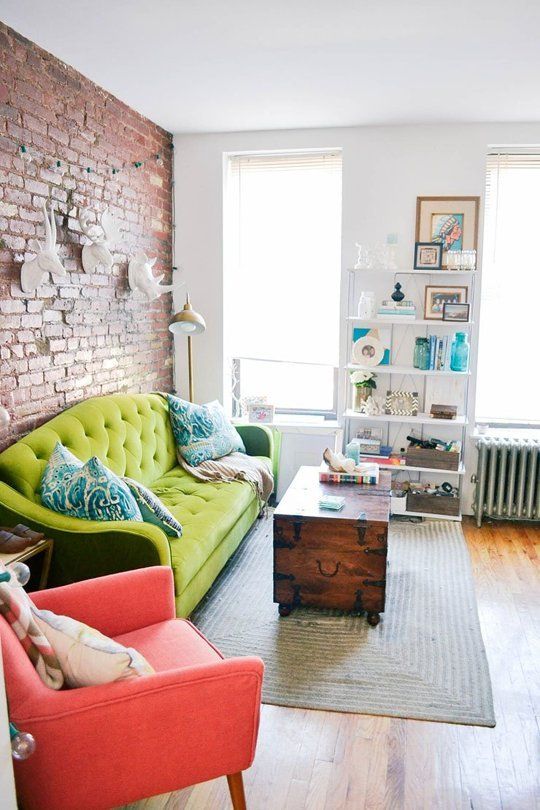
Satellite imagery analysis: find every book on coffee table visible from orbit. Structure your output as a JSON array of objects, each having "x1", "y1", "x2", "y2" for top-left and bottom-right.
[{"x1": 318, "y1": 462, "x2": 379, "y2": 485}]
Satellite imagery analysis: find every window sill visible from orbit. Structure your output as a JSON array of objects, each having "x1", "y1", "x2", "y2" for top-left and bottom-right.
[
  {"x1": 474, "y1": 425, "x2": 540, "y2": 440},
  {"x1": 233, "y1": 416, "x2": 342, "y2": 433}
]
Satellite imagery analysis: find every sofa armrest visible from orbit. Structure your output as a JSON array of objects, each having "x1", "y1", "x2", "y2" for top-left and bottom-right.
[
  {"x1": 0, "y1": 483, "x2": 172, "y2": 587},
  {"x1": 14, "y1": 656, "x2": 264, "y2": 808},
  {"x1": 31, "y1": 567, "x2": 176, "y2": 636}
]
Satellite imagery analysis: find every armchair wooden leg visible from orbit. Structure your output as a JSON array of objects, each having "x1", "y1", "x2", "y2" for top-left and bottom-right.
[{"x1": 227, "y1": 771, "x2": 247, "y2": 810}]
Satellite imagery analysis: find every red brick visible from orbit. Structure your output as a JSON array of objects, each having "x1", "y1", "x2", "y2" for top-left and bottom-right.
[{"x1": 0, "y1": 20, "x2": 173, "y2": 452}]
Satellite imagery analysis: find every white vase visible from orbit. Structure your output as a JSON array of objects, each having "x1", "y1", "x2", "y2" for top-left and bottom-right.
[{"x1": 357, "y1": 291, "x2": 374, "y2": 319}]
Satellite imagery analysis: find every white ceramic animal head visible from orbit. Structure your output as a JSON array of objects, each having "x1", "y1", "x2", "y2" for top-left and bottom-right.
[
  {"x1": 128, "y1": 251, "x2": 174, "y2": 301},
  {"x1": 21, "y1": 201, "x2": 66, "y2": 293},
  {"x1": 79, "y1": 206, "x2": 122, "y2": 274}
]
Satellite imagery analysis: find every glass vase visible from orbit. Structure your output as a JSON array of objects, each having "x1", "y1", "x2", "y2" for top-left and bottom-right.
[{"x1": 353, "y1": 386, "x2": 372, "y2": 411}]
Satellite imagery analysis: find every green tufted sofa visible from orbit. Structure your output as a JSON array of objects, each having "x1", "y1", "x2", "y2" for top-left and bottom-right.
[{"x1": 0, "y1": 393, "x2": 276, "y2": 616}]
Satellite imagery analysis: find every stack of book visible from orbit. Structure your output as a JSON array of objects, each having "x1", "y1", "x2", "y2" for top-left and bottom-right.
[
  {"x1": 319, "y1": 462, "x2": 379, "y2": 485},
  {"x1": 426, "y1": 334, "x2": 453, "y2": 370},
  {"x1": 377, "y1": 300, "x2": 416, "y2": 319}
]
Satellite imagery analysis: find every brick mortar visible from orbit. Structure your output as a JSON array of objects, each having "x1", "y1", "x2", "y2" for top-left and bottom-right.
[{"x1": 0, "y1": 21, "x2": 174, "y2": 451}]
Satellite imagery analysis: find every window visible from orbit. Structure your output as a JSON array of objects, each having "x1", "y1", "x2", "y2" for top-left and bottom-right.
[
  {"x1": 224, "y1": 150, "x2": 342, "y2": 418},
  {"x1": 476, "y1": 151, "x2": 540, "y2": 426}
]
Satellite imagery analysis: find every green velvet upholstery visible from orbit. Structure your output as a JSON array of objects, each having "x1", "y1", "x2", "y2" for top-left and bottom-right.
[{"x1": 0, "y1": 393, "x2": 275, "y2": 617}]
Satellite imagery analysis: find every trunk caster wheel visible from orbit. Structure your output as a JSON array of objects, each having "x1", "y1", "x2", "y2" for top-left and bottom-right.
[
  {"x1": 278, "y1": 604, "x2": 292, "y2": 617},
  {"x1": 367, "y1": 612, "x2": 380, "y2": 626}
]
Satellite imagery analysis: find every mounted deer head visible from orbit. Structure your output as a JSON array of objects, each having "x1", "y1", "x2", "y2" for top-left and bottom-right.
[
  {"x1": 128, "y1": 251, "x2": 174, "y2": 301},
  {"x1": 20, "y1": 201, "x2": 66, "y2": 294},
  {"x1": 79, "y1": 206, "x2": 122, "y2": 274}
]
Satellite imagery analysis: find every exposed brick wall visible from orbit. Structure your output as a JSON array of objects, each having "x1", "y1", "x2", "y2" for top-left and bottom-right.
[{"x1": 0, "y1": 22, "x2": 174, "y2": 451}]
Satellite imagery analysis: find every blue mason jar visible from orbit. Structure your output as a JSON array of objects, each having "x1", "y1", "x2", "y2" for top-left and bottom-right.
[
  {"x1": 450, "y1": 332, "x2": 470, "y2": 372},
  {"x1": 413, "y1": 337, "x2": 430, "y2": 370}
]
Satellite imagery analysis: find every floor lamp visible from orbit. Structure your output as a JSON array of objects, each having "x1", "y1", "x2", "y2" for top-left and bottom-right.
[{"x1": 169, "y1": 294, "x2": 206, "y2": 402}]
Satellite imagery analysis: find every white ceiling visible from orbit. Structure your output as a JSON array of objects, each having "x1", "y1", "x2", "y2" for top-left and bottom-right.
[{"x1": 2, "y1": 0, "x2": 540, "y2": 134}]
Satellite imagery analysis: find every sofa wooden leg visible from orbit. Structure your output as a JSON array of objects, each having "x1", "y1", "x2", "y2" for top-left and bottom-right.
[{"x1": 227, "y1": 771, "x2": 247, "y2": 810}]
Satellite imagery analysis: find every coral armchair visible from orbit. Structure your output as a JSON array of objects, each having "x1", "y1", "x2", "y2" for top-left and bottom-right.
[{"x1": 0, "y1": 567, "x2": 264, "y2": 810}]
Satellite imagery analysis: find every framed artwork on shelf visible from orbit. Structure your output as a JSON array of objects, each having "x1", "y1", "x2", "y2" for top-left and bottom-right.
[
  {"x1": 442, "y1": 302, "x2": 470, "y2": 322},
  {"x1": 415, "y1": 196, "x2": 480, "y2": 267},
  {"x1": 385, "y1": 390, "x2": 419, "y2": 416},
  {"x1": 424, "y1": 285, "x2": 468, "y2": 320},
  {"x1": 413, "y1": 242, "x2": 442, "y2": 270},
  {"x1": 352, "y1": 327, "x2": 390, "y2": 367}
]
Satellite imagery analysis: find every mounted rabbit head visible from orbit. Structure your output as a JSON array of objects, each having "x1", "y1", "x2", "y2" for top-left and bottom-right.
[
  {"x1": 21, "y1": 201, "x2": 66, "y2": 294},
  {"x1": 128, "y1": 251, "x2": 174, "y2": 301},
  {"x1": 79, "y1": 206, "x2": 123, "y2": 274}
]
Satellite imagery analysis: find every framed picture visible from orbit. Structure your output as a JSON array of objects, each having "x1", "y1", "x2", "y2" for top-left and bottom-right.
[
  {"x1": 442, "y1": 302, "x2": 470, "y2": 322},
  {"x1": 414, "y1": 242, "x2": 442, "y2": 270},
  {"x1": 415, "y1": 196, "x2": 480, "y2": 267},
  {"x1": 424, "y1": 285, "x2": 468, "y2": 320},
  {"x1": 248, "y1": 404, "x2": 274, "y2": 423},
  {"x1": 385, "y1": 390, "x2": 419, "y2": 417},
  {"x1": 352, "y1": 327, "x2": 390, "y2": 367}
]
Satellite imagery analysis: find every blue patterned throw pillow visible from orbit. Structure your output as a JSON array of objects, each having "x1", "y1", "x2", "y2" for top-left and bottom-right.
[
  {"x1": 40, "y1": 443, "x2": 142, "y2": 523},
  {"x1": 167, "y1": 394, "x2": 245, "y2": 467},
  {"x1": 123, "y1": 478, "x2": 183, "y2": 538}
]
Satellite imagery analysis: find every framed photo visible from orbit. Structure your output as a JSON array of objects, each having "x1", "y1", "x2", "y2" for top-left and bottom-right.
[
  {"x1": 442, "y1": 302, "x2": 470, "y2": 322},
  {"x1": 415, "y1": 196, "x2": 480, "y2": 267},
  {"x1": 424, "y1": 285, "x2": 468, "y2": 320},
  {"x1": 414, "y1": 241, "x2": 442, "y2": 270},
  {"x1": 385, "y1": 390, "x2": 419, "y2": 417},
  {"x1": 248, "y1": 404, "x2": 274, "y2": 423},
  {"x1": 352, "y1": 327, "x2": 390, "y2": 367}
]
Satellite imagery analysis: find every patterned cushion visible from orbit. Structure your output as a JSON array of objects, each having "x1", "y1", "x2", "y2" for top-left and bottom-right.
[
  {"x1": 0, "y1": 564, "x2": 153, "y2": 689},
  {"x1": 123, "y1": 477, "x2": 183, "y2": 538},
  {"x1": 40, "y1": 442, "x2": 142, "y2": 522},
  {"x1": 167, "y1": 395, "x2": 245, "y2": 467},
  {"x1": 0, "y1": 565, "x2": 63, "y2": 689}
]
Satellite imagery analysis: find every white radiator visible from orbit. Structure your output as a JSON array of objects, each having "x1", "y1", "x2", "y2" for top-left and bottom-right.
[{"x1": 473, "y1": 438, "x2": 540, "y2": 527}]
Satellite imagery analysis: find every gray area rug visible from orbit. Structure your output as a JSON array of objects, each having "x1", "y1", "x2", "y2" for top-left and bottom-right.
[{"x1": 192, "y1": 514, "x2": 495, "y2": 727}]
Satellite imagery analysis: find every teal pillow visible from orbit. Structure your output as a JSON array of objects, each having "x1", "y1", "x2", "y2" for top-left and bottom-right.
[
  {"x1": 123, "y1": 477, "x2": 183, "y2": 538},
  {"x1": 40, "y1": 443, "x2": 142, "y2": 523},
  {"x1": 167, "y1": 395, "x2": 245, "y2": 467}
]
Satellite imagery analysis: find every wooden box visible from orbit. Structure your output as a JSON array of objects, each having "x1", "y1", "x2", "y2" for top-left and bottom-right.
[
  {"x1": 404, "y1": 446, "x2": 460, "y2": 471},
  {"x1": 406, "y1": 492, "x2": 460, "y2": 517},
  {"x1": 273, "y1": 467, "x2": 391, "y2": 625}
]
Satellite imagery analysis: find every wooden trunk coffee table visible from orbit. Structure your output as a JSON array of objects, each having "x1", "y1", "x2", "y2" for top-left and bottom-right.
[{"x1": 273, "y1": 466, "x2": 391, "y2": 626}]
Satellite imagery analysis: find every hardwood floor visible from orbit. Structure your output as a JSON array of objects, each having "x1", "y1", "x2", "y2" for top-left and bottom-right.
[{"x1": 128, "y1": 519, "x2": 539, "y2": 810}]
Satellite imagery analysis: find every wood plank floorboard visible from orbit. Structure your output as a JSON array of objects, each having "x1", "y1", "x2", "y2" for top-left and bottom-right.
[{"x1": 124, "y1": 519, "x2": 540, "y2": 810}]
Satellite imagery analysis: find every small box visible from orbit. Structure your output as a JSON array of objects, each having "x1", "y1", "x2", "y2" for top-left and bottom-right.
[{"x1": 430, "y1": 404, "x2": 457, "y2": 420}]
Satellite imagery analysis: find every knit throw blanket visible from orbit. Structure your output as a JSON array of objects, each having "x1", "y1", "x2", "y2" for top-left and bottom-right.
[{"x1": 178, "y1": 452, "x2": 274, "y2": 505}]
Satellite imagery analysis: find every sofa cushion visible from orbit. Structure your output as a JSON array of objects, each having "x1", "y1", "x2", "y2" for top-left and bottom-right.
[
  {"x1": 40, "y1": 443, "x2": 143, "y2": 523},
  {"x1": 114, "y1": 619, "x2": 222, "y2": 672},
  {"x1": 167, "y1": 395, "x2": 245, "y2": 466},
  {"x1": 150, "y1": 461, "x2": 269, "y2": 592}
]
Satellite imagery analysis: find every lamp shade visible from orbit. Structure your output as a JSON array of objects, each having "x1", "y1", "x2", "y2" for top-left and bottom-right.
[{"x1": 169, "y1": 294, "x2": 206, "y2": 336}]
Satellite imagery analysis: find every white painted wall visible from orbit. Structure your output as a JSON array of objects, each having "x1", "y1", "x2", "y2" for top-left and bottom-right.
[{"x1": 174, "y1": 122, "x2": 540, "y2": 512}]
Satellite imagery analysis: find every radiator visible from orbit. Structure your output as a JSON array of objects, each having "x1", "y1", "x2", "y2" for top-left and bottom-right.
[{"x1": 473, "y1": 438, "x2": 540, "y2": 526}]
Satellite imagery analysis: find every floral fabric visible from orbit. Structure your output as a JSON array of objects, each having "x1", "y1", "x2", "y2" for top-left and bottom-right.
[
  {"x1": 40, "y1": 443, "x2": 142, "y2": 522},
  {"x1": 167, "y1": 395, "x2": 245, "y2": 467}
]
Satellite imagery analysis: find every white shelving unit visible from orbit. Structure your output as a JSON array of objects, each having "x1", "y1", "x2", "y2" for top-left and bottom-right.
[{"x1": 343, "y1": 265, "x2": 477, "y2": 522}]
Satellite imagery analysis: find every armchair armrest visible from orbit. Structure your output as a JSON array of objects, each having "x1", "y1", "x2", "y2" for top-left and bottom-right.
[
  {"x1": 14, "y1": 655, "x2": 264, "y2": 809},
  {"x1": 31, "y1": 567, "x2": 176, "y2": 636},
  {"x1": 0, "y1": 482, "x2": 172, "y2": 587}
]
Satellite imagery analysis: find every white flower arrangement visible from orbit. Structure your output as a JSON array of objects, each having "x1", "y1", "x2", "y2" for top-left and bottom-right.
[{"x1": 350, "y1": 370, "x2": 377, "y2": 388}]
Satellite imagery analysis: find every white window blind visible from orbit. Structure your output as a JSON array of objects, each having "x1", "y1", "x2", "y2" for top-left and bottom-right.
[
  {"x1": 224, "y1": 150, "x2": 342, "y2": 414},
  {"x1": 476, "y1": 150, "x2": 540, "y2": 425}
]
